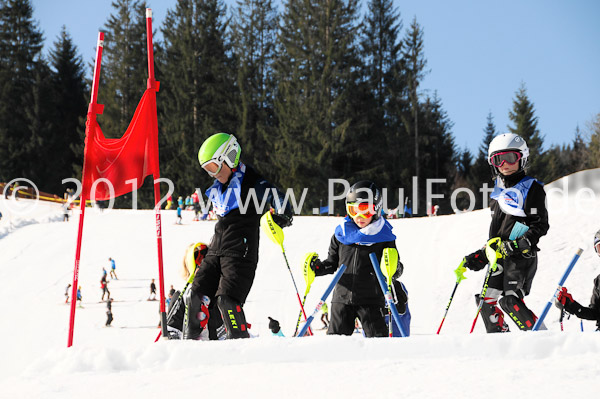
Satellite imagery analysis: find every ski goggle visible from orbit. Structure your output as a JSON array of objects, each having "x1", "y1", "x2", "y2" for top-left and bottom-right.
[
  {"x1": 595, "y1": 238, "x2": 600, "y2": 256},
  {"x1": 202, "y1": 160, "x2": 223, "y2": 177},
  {"x1": 346, "y1": 202, "x2": 376, "y2": 219},
  {"x1": 490, "y1": 151, "x2": 522, "y2": 167}
]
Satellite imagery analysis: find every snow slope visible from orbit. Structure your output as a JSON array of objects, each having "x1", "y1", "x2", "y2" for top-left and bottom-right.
[{"x1": 1, "y1": 170, "x2": 600, "y2": 398}]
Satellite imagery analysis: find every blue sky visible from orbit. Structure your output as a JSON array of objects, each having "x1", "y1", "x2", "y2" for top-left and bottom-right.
[{"x1": 31, "y1": 0, "x2": 600, "y2": 156}]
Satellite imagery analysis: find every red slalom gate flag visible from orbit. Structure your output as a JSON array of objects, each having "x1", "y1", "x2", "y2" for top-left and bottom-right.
[{"x1": 81, "y1": 87, "x2": 159, "y2": 200}]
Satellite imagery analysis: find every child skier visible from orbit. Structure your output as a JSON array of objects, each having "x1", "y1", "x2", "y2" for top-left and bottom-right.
[
  {"x1": 555, "y1": 229, "x2": 600, "y2": 330},
  {"x1": 308, "y1": 180, "x2": 404, "y2": 337},
  {"x1": 463, "y1": 133, "x2": 549, "y2": 332},
  {"x1": 166, "y1": 242, "x2": 224, "y2": 340},
  {"x1": 183, "y1": 133, "x2": 293, "y2": 340}
]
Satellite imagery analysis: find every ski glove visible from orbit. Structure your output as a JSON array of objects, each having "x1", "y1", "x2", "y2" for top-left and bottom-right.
[
  {"x1": 500, "y1": 237, "x2": 533, "y2": 259},
  {"x1": 555, "y1": 287, "x2": 582, "y2": 314},
  {"x1": 272, "y1": 213, "x2": 293, "y2": 228},
  {"x1": 309, "y1": 258, "x2": 335, "y2": 276},
  {"x1": 464, "y1": 248, "x2": 487, "y2": 271}
]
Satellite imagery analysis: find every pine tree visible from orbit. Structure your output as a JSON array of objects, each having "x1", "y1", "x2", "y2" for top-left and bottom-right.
[
  {"x1": 419, "y1": 93, "x2": 455, "y2": 214},
  {"x1": 471, "y1": 112, "x2": 496, "y2": 207},
  {"x1": 159, "y1": 0, "x2": 237, "y2": 196},
  {"x1": 230, "y1": 0, "x2": 279, "y2": 176},
  {"x1": 508, "y1": 83, "x2": 545, "y2": 179},
  {"x1": 588, "y1": 113, "x2": 600, "y2": 168},
  {"x1": 99, "y1": 0, "x2": 149, "y2": 138},
  {"x1": 0, "y1": 0, "x2": 44, "y2": 183},
  {"x1": 401, "y1": 17, "x2": 428, "y2": 185},
  {"x1": 274, "y1": 0, "x2": 362, "y2": 211},
  {"x1": 360, "y1": 0, "x2": 409, "y2": 206},
  {"x1": 568, "y1": 125, "x2": 589, "y2": 173},
  {"x1": 48, "y1": 26, "x2": 88, "y2": 184}
]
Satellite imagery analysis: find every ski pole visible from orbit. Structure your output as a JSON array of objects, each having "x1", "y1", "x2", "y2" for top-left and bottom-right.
[
  {"x1": 293, "y1": 252, "x2": 317, "y2": 336},
  {"x1": 261, "y1": 212, "x2": 312, "y2": 336},
  {"x1": 470, "y1": 237, "x2": 503, "y2": 334},
  {"x1": 369, "y1": 253, "x2": 408, "y2": 337},
  {"x1": 297, "y1": 264, "x2": 346, "y2": 337},
  {"x1": 532, "y1": 248, "x2": 583, "y2": 331},
  {"x1": 380, "y1": 248, "x2": 399, "y2": 337},
  {"x1": 436, "y1": 258, "x2": 467, "y2": 334}
]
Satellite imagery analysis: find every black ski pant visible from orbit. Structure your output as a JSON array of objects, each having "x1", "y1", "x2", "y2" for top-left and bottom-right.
[
  {"x1": 327, "y1": 302, "x2": 388, "y2": 337},
  {"x1": 191, "y1": 255, "x2": 257, "y2": 305},
  {"x1": 487, "y1": 255, "x2": 537, "y2": 298}
]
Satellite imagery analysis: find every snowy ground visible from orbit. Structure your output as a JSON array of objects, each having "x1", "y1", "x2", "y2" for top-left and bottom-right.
[{"x1": 1, "y1": 169, "x2": 600, "y2": 398}]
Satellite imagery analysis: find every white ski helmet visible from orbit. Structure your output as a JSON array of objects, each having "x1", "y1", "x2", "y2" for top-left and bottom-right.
[{"x1": 487, "y1": 133, "x2": 529, "y2": 175}]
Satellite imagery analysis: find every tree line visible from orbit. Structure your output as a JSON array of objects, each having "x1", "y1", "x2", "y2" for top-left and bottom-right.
[{"x1": 1, "y1": 0, "x2": 599, "y2": 214}]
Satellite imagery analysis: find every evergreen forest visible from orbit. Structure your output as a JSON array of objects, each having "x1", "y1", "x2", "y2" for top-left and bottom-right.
[{"x1": 1, "y1": 0, "x2": 599, "y2": 214}]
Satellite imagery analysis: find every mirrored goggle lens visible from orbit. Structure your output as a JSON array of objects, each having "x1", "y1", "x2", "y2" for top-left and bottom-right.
[
  {"x1": 595, "y1": 240, "x2": 600, "y2": 255},
  {"x1": 490, "y1": 151, "x2": 521, "y2": 167},
  {"x1": 347, "y1": 202, "x2": 375, "y2": 218},
  {"x1": 202, "y1": 161, "x2": 222, "y2": 176}
]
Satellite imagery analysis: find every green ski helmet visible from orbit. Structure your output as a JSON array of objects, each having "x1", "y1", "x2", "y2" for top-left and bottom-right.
[{"x1": 198, "y1": 133, "x2": 241, "y2": 176}]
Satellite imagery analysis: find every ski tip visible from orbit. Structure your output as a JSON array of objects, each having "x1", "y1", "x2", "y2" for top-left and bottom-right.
[{"x1": 576, "y1": 248, "x2": 583, "y2": 256}]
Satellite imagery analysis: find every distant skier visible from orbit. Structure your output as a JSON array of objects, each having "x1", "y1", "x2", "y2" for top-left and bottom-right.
[
  {"x1": 106, "y1": 298, "x2": 114, "y2": 327},
  {"x1": 77, "y1": 286, "x2": 83, "y2": 307},
  {"x1": 176, "y1": 206, "x2": 182, "y2": 224},
  {"x1": 308, "y1": 181, "x2": 404, "y2": 337},
  {"x1": 65, "y1": 283, "x2": 71, "y2": 303},
  {"x1": 463, "y1": 133, "x2": 549, "y2": 332},
  {"x1": 182, "y1": 133, "x2": 293, "y2": 340},
  {"x1": 555, "y1": 229, "x2": 600, "y2": 330},
  {"x1": 101, "y1": 274, "x2": 110, "y2": 301},
  {"x1": 149, "y1": 279, "x2": 157, "y2": 301},
  {"x1": 62, "y1": 201, "x2": 70, "y2": 222},
  {"x1": 109, "y1": 257, "x2": 118, "y2": 279}
]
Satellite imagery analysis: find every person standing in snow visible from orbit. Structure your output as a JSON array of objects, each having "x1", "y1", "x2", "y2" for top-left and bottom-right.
[
  {"x1": 555, "y1": 229, "x2": 600, "y2": 330},
  {"x1": 149, "y1": 279, "x2": 157, "y2": 301},
  {"x1": 106, "y1": 298, "x2": 114, "y2": 326},
  {"x1": 109, "y1": 257, "x2": 118, "y2": 280},
  {"x1": 65, "y1": 283, "x2": 71, "y2": 303},
  {"x1": 77, "y1": 286, "x2": 83, "y2": 307},
  {"x1": 183, "y1": 133, "x2": 293, "y2": 340},
  {"x1": 308, "y1": 181, "x2": 404, "y2": 337},
  {"x1": 176, "y1": 206, "x2": 183, "y2": 224},
  {"x1": 463, "y1": 133, "x2": 549, "y2": 332},
  {"x1": 100, "y1": 273, "x2": 110, "y2": 301}
]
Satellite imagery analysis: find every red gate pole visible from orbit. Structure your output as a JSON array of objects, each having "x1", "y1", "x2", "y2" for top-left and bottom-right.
[
  {"x1": 68, "y1": 32, "x2": 105, "y2": 347},
  {"x1": 145, "y1": 9, "x2": 168, "y2": 340}
]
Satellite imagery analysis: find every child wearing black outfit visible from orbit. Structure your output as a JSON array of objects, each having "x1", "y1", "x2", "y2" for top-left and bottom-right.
[
  {"x1": 463, "y1": 133, "x2": 549, "y2": 332},
  {"x1": 309, "y1": 181, "x2": 403, "y2": 337},
  {"x1": 556, "y1": 229, "x2": 600, "y2": 330}
]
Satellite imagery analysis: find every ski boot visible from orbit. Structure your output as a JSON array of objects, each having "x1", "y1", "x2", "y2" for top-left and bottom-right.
[
  {"x1": 475, "y1": 294, "x2": 510, "y2": 333},
  {"x1": 217, "y1": 295, "x2": 250, "y2": 339},
  {"x1": 182, "y1": 290, "x2": 210, "y2": 340},
  {"x1": 499, "y1": 295, "x2": 537, "y2": 331}
]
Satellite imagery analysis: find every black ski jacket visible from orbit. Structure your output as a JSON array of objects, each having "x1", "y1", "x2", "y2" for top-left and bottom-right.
[
  {"x1": 489, "y1": 171, "x2": 549, "y2": 251},
  {"x1": 567, "y1": 274, "x2": 600, "y2": 328},
  {"x1": 317, "y1": 234, "x2": 398, "y2": 306},
  {"x1": 207, "y1": 164, "x2": 292, "y2": 263}
]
